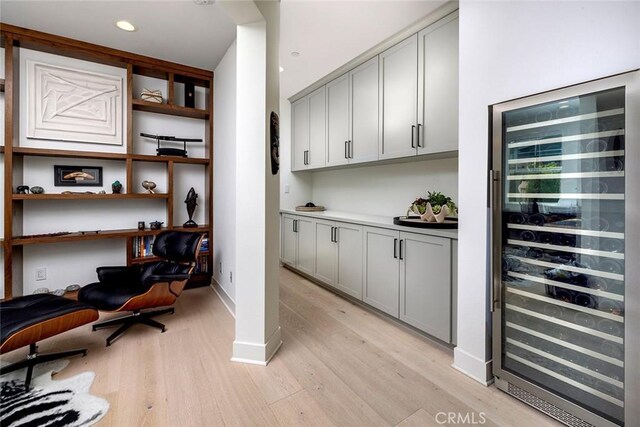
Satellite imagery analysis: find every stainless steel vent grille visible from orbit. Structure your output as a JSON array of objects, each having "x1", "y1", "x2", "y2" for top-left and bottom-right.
[{"x1": 507, "y1": 383, "x2": 593, "y2": 427}]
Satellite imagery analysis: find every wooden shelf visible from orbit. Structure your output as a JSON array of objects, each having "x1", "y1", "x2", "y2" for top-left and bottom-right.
[
  {"x1": 131, "y1": 255, "x2": 162, "y2": 264},
  {"x1": 132, "y1": 99, "x2": 209, "y2": 119},
  {"x1": 8, "y1": 147, "x2": 209, "y2": 164},
  {"x1": 13, "y1": 193, "x2": 169, "y2": 200},
  {"x1": 12, "y1": 225, "x2": 209, "y2": 246},
  {"x1": 129, "y1": 153, "x2": 209, "y2": 165}
]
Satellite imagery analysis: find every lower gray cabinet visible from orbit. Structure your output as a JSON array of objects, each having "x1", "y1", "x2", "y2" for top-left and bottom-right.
[
  {"x1": 314, "y1": 220, "x2": 363, "y2": 299},
  {"x1": 281, "y1": 214, "x2": 315, "y2": 276},
  {"x1": 399, "y1": 232, "x2": 451, "y2": 342},
  {"x1": 363, "y1": 226, "x2": 400, "y2": 317}
]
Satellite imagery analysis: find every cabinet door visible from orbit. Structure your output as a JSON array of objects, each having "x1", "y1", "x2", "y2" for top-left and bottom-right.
[
  {"x1": 335, "y1": 222, "x2": 363, "y2": 300},
  {"x1": 281, "y1": 215, "x2": 298, "y2": 267},
  {"x1": 326, "y1": 74, "x2": 350, "y2": 167},
  {"x1": 291, "y1": 97, "x2": 309, "y2": 171},
  {"x1": 399, "y1": 232, "x2": 451, "y2": 342},
  {"x1": 363, "y1": 227, "x2": 399, "y2": 316},
  {"x1": 379, "y1": 34, "x2": 418, "y2": 160},
  {"x1": 417, "y1": 13, "x2": 459, "y2": 155},
  {"x1": 314, "y1": 220, "x2": 336, "y2": 286},
  {"x1": 349, "y1": 57, "x2": 379, "y2": 164},
  {"x1": 308, "y1": 87, "x2": 327, "y2": 169},
  {"x1": 296, "y1": 216, "x2": 316, "y2": 276}
]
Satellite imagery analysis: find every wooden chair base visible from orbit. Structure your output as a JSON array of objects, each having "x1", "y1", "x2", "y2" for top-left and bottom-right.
[
  {"x1": 0, "y1": 343, "x2": 87, "y2": 391},
  {"x1": 92, "y1": 308, "x2": 175, "y2": 346}
]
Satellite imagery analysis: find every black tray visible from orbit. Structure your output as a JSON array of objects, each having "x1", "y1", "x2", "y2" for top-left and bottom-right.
[{"x1": 393, "y1": 216, "x2": 458, "y2": 229}]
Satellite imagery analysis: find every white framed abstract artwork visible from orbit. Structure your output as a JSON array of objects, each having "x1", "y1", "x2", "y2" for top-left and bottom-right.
[{"x1": 27, "y1": 60, "x2": 123, "y2": 145}]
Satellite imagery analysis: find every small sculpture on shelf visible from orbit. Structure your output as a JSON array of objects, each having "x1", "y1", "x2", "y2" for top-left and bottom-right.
[
  {"x1": 16, "y1": 185, "x2": 29, "y2": 194},
  {"x1": 142, "y1": 180, "x2": 157, "y2": 194},
  {"x1": 140, "y1": 88, "x2": 163, "y2": 103},
  {"x1": 407, "y1": 191, "x2": 457, "y2": 224},
  {"x1": 183, "y1": 187, "x2": 198, "y2": 228},
  {"x1": 112, "y1": 180, "x2": 122, "y2": 194},
  {"x1": 30, "y1": 186, "x2": 44, "y2": 194},
  {"x1": 150, "y1": 221, "x2": 163, "y2": 230}
]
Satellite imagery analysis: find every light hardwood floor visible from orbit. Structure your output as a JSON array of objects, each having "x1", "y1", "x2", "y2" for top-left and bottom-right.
[{"x1": 5, "y1": 268, "x2": 561, "y2": 426}]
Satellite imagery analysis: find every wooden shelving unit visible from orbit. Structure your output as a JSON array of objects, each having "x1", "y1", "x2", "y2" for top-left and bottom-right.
[{"x1": 1, "y1": 24, "x2": 215, "y2": 297}]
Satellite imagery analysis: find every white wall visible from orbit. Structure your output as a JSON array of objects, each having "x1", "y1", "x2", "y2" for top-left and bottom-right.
[
  {"x1": 311, "y1": 157, "x2": 458, "y2": 217},
  {"x1": 455, "y1": 0, "x2": 640, "y2": 383},
  {"x1": 213, "y1": 40, "x2": 237, "y2": 303}
]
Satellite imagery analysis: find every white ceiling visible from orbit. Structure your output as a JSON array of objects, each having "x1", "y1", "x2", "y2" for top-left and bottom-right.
[
  {"x1": 0, "y1": 0, "x2": 446, "y2": 97},
  {"x1": 0, "y1": 0, "x2": 237, "y2": 71}
]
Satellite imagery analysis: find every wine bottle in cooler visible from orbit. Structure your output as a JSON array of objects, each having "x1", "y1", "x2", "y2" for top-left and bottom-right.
[
  {"x1": 573, "y1": 312, "x2": 596, "y2": 329},
  {"x1": 599, "y1": 259, "x2": 624, "y2": 275},
  {"x1": 602, "y1": 239, "x2": 624, "y2": 253}
]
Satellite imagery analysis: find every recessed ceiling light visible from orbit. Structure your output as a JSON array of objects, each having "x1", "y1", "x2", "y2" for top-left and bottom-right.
[
  {"x1": 279, "y1": 66, "x2": 284, "y2": 73},
  {"x1": 290, "y1": 51, "x2": 300, "y2": 57},
  {"x1": 116, "y1": 21, "x2": 136, "y2": 32}
]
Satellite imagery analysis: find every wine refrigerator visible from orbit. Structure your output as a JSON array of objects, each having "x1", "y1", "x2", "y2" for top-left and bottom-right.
[{"x1": 491, "y1": 71, "x2": 639, "y2": 427}]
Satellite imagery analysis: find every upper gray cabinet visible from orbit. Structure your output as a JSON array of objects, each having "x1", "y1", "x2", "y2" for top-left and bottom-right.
[
  {"x1": 291, "y1": 11, "x2": 458, "y2": 172},
  {"x1": 379, "y1": 34, "x2": 419, "y2": 160},
  {"x1": 292, "y1": 86, "x2": 327, "y2": 171},
  {"x1": 417, "y1": 12, "x2": 459, "y2": 155},
  {"x1": 326, "y1": 57, "x2": 379, "y2": 167}
]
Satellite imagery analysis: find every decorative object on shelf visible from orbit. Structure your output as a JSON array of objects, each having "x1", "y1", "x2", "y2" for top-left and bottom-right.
[
  {"x1": 33, "y1": 287, "x2": 50, "y2": 294},
  {"x1": 98, "y1": 190, "x2": 106, "y2": 194},
  {"x1": 54, "y1": 165, "x2": 103, "y2": 186},
  {"x1": 141, "y1": 132, "x2": 202, "y2": 157},
  {"x1": 19, "y1": 231, "x2": 73, "y2": 239},
  {"x1": 183, "y1": 187, "x2": 198, "y2": 228},
  {"x1": 393, "y1": 216, "x2": 458, "y2": 229},
  {"x1": 65, "y1": 284, "x2": 81, "y2": 292},
  {"x1": 295, "y1": 202, "x2": 325, "y2": 212},
  {"x1": 142, "y1": 180, "x2": 157, "y2": 193},
  {"x1": 407, "y1": 191, "x2": 458, "y2": 223},
  {"x1": 79, "y1": 230, "x2": 101, "y2": 235},
  {"x1": 138, "y1": 221, "x2": 146, "y2": 230},
  {"x1": 270, "y1": 111, "x2": 280, "y2": 175},
  {"x1": 16, "y1": 185, "x2": 30, "y2": 194},
  {"x1": 150, "y1": 221, "x2": 164, "y2": 230},
  {"x1": 184, "y1": 82, "x2": 195, "y2": 108},
  {"x1": 62, "y1": 191, "x2": 97, "y2": 195},
  {"x1": 30, "y1": 186, "x2": 45, "y2": 194},
  {"x1": 140, "y1": 88, "x2": 163, "y2": 103},
  {"x1": 112, "y1": 180, "x2": 122, "y2": 194},
  {"x1": 52, "y1": 288, "x2": 66, "y2": 297},
  {"x1": 26, "y1": 60, "x2": 123, "y2": 146}
]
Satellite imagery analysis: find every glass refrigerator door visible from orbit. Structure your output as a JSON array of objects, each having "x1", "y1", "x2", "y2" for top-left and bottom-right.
[{"x1": 500, "y1": 87, "x2": 625, "y2": 425}]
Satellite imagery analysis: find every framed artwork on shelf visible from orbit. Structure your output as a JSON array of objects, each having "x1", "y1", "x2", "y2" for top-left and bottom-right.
[
  {"x1": 54, "y1": 165, "x2": 103, "y2": 186},
  {"x1": 26, "y1": 60, "x2": 123, "y2": 145}
]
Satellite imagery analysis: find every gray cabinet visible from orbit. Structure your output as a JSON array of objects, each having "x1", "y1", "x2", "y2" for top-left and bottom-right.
[
  {"x1": 349, "y1": 57, "x2": 379, "y2": 164},
  {"x1": 326, "y1": 74, "x2": 350, "y2": 167},
  {"x1": 378, "y1": 34, "x2": 419, "y2": 160},
  {"x1": 281, "y1": 214, "x2": 315, "y2": 276},
  {"x1": 314, "y1": 220, "x2": 363, "y2": 300},
  {"x1": 291, "y1": 87, "x2": 326, "y2": 171},
  {"x1": 291, "y1": 98, "x2": 309, "y2": 171},
  {"x1": 418, "y1": 12, "x2": 459, "y2": 155},
  {"x1": 399, "y1": 232, "x2": 451, "y2": 342},
  {"x1": 363, "y1": 226, "x2": 400, "y2": 316}
]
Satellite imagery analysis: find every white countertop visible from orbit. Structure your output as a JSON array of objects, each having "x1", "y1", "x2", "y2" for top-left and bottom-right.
[{"x1": 280, "y1": 208, "x2": 458, "y2": 239}]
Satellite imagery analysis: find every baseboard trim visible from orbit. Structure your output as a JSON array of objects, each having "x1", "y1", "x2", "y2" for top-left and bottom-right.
[
  {"x1": 231, "y1": 326, "x2": 282, "y2": 366},
  {"x1": 210, "y1": 278, "x2": 235, "y2": 318},
  {"x1": 452, "y1": 347, "x2": 494, "y2": 386}
]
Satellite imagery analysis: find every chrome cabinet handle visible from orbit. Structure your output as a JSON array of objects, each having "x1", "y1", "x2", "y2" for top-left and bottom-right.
[
  {"x1": 349, "y1": 140, "x2": 353, "y2": 159},
  {"x1": 293, "y1": 219, "x2": 298, "y2": 233},
  {"x1": 399, "y1": 239, "x2": 404, "y2": 260},
  {"x1": 345, "y1": 141, "x2": 348, "y2": 159},
  {"x1": 394, "y1": 238, "x2": 398, "y2": 258},
  {"x1": 416, "y1": 124, "x2": 422, "y2": 148},
  {"x1": 334, "y1": 227, "x2": 338, "y2": 243},
  {"x1": 411, "y1": 125, "x2": 416, "y2": 148},
  {"x1": 489, "y1": 170, "x2": 500, "y2": 312}
]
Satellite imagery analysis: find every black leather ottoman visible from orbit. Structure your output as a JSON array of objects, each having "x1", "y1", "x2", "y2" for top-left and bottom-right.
[{"x1": 1, "y1": 294, "x2": 99, "y2": 389}]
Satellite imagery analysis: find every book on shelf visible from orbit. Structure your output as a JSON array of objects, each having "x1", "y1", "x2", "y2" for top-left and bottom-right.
[
  {"x1": 194, "y1": 254, "x2": 209, "y2": 274},
  {"x1": 133, "y1": 235, "x2": 156, "y2": 258}
]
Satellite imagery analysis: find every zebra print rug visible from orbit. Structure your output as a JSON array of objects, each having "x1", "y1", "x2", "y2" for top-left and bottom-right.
[{"x1": 0, "y1": 359, "x2": 109, "y2": 427}]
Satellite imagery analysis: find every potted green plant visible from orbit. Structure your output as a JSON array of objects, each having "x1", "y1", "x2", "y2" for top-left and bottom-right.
[{"x1": 407, "y1": 191, "x2": 458, "y2": 223}]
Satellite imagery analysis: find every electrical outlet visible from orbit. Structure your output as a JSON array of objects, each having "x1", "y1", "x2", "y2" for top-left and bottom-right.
[
  {"x1": 219, "y1": 261, "x2": 223, "y2": 274},
  {"x1": 230, "y1": 271, "x2": 233, "y2": 283},
  {"x1": 36, "y1": 267, "x2": 47, "y2": 281},
  {"x1": 284, "y1": 184, "x2": 290, "y2": 194}
]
